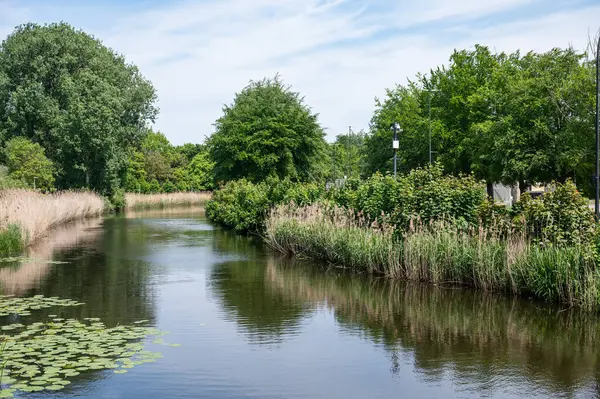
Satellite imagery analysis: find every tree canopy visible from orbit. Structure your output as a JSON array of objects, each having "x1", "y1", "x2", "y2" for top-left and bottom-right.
[
  {"x1": 0, "y1": 22, "x2": 157, "y2": 195},
  {"x1": 209, "y1": 76, "x2": 327, "y2": 183},
  {"x1": 365, "y1": 45, "x2": 596, "y2": 195}
]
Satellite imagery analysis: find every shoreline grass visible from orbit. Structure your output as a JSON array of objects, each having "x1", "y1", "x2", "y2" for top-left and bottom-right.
[
  {"x1": 0, "y1": 189, "x2": 105, "y2": 255},
  {"x1": 124, "y1": 192, "x2": 211, "y2": 211},
  {"x1": 265, "y1": 204, "x2": 600, "y2": 309}
]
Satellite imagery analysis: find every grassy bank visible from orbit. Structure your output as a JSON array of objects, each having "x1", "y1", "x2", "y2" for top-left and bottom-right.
[
  {"x1": 265, "y1": 204, "x2": 600, "y2": 309},
  {"x1": 0, "y1": 189, "x2": 105, "y2": 255},
  {"x1": 125, "y1": 192, "x2": 211, "y2": 211}
]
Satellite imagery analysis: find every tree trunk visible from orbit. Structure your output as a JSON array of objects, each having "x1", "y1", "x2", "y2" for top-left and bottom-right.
[
  {"x1": 511, "y1": 184, "x2": 521, "y2": 205},
  {"x1": 486, "y1": 182, "x2": 494, "y2": 200}
]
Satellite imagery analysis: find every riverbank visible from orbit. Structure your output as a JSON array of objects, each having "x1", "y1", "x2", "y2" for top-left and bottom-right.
[
  {"x1": 0, "y1": 190, "x2": 212, "y2": 256},
  {"x1": 0, "y1": 189, "x2": 105, "y2": 255},
  {"x1": 125, "y1": 192, "x2": 211, "y2": 211},
  {"x1": 265, "y1": 204, "x2": 600, "y2": 309}
]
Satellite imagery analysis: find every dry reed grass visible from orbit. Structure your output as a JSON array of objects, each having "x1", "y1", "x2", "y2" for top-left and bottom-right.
[
  {"x1": 124, "y1": 192, "x2": 211, "y2": 210},
  {"x1": 0, "y1": 189, "x2": 105, "y2": 246},
  {"x1": 0, "y1": 217, "x2": 103, "y2": 295}
]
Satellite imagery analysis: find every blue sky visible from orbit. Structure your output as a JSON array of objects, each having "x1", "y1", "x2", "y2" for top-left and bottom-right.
[{"x1": 1, "y1": 0, "x2": 599, "y2": 144}]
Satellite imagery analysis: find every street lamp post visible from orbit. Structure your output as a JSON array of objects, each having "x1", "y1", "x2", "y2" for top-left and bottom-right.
[
  {"x1": 426, "y1": 89, "x2": 440, "y2": 164},
  {"x1": 392, "y1": 122, "x2": 401, "y2": 177},
  {"x1": 595, "y1": 35, "x2": 600, "y2": 218}
]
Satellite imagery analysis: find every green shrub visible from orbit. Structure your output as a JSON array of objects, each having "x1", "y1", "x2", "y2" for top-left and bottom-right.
[
  {"x1": 0, "y1": 224, "x2": 24, "y2": 256},
  {"x1": 108, "y1": 188, "x2": 126, "y2": 213},
  {"x1": 511, "y1": 180, "x2": 596, "y2": 247},
  {"x1": 205, "y1": 179, "x2": 270, "y2": 233},
  {"x1": 344, "y1": 164, "x2": 487, "y2": 229},
  {"x1": 206, "y1": 177, "x2": 326, "y2": 234}
]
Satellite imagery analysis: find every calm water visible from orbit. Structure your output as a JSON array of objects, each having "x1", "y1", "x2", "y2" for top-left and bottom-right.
[{"x1": 2, "y1": 209, "x2": 600, "y2": 398}]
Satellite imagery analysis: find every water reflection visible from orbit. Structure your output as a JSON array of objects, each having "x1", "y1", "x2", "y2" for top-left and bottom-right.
[
  {"x1": 210, "y1": 258, "x2": 312, "y2": 346},
  {"x1": 264, "y1": 257, "x2": 600, "y2": 397},
  {"x1": 0, "y1": 217, "x2": 103, "y2": 295}
]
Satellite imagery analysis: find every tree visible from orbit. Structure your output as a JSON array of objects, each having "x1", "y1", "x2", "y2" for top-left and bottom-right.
[
  {"x1": 499, "y1": 48, "x2": 595, "y2": 193},
  {"x1": 176, "y1": 143, "x2": 205, "y2": 164},
  {"x1": 209, "y1": 76, "x2": 327, "y2": 183},
  {"x1": 3, "y1": 137, "x2": 54, "y2": 190},
  {"x1": 364, "y1": 83, "x2": 428, "y2": 175},
  {"x1": 0, "y1": 22, "x2": 157, "y2": 195},
  {"x1": 366, "y1": 44, "x2": 595, "y2": 197},
  {"x1": 187, "y1": 152, "x2": 214, "y2": 190},
  {"x1": 328, "y1": 130, "x2": 366, "y2": 180}
]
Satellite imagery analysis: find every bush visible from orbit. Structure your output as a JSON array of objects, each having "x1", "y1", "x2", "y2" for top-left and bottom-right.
[
  {"x1": 206, "y1": 177, "x2": 326, "y2": 234},
  {"x1": 0, "y1": 224, "x2": 24, "y2": 255},
  {"x1": 330, "y1": 164, "x2": 487, "y2": 230},
  {"x1": 205, "y1": 179, "x2": 270, "y2": 233},
  {"x1": 110, "y1": 188, "x2": 127, "y2": 212},
  {"x1": 510, "y1": 180, "x2": 596, "y2": 248}
]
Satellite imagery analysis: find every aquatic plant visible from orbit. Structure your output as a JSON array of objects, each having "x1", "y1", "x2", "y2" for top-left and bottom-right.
[{"x1": 0, "y1": 295, "x2": 177, "y2": 397}]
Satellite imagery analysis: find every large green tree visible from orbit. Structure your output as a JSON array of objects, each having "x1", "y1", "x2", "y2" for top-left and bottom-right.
[
  {"x1": 209, "y1": 76, "x2": 327, "y2": 183},
  {"x1": 365, "y1": 45, "x2": 595, "y2": 195},
  {"x1": 0, "y1": 22, "x2": 157, "y2": 194}
]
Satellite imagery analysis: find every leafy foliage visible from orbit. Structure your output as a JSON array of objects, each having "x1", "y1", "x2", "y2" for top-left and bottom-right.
[
  {"x1": 327, "y1": 130, "x2": 367, "y2": 180},
  {"x1": 511, "y1": 180, "x2": 596, "y2": 247},
  {"x1": 365, "y1": 45, "x2": 595, "y2": 195},
  {"x1": 3, "y1": 137, "x2": 54, "y2": 191},
  {"x1": 330, "y1": 164, "x2": 487, "y2": 229},
  {"x1": 0, "y1": 22, "x2": 157, "y2": 195},
  {"x1": 205, "y1": 177, "x2": 324, "y2": 234},
  {"x1": 209, "y1": 76, "x2": 327, "y2": 183}
]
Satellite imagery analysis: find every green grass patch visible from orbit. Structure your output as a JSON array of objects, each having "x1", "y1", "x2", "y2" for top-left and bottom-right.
[{"x1": 0, "y1": 225, "x2": 24, "y2": 256}]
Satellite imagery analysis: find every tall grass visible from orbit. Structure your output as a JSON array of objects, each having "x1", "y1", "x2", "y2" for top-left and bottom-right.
[
  {"x1": 125, "y1": 192, "x2": 211, "y2": 211},
  {"x1": 0, "y1": 189, "x2": 104, "y2": 252},
  {"x1": 265, "y1": 204, "x2": 600, "y2": 309}
]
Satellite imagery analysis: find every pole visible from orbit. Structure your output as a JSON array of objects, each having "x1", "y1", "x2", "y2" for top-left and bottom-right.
[
  {"x1": 392, "y1": 123, "x2": 399, "y2": 177},
  {"x1": 347, "y1": 125, "x2": 351, "y2": 179},
  {"x1": 428, "y1": 93, "x2": 432, "y2": 165},
  {"x1": 595, "y1": 35, "x2": 600, "y2": 219}
]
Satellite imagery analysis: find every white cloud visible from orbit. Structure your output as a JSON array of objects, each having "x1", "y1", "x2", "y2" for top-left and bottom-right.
[{"x1": 0, "y1": 0, "x2": 598, "y2": 143}]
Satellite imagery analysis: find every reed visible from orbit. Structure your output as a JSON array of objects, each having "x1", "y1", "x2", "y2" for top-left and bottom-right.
[
  {"x1": 124, "y1": 192, "x2": 211, "y2": 210},
  {"x1": 265, "y1": 203, "x2": 600, "y2": 308},
  {"x1": 0, "y1": 189, "x2": 104, "y2": 253}
]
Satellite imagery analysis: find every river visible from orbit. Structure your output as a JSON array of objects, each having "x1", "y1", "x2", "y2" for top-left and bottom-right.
[{"x1": 1, "y1": 209, "x2": 599, "y2": 398}]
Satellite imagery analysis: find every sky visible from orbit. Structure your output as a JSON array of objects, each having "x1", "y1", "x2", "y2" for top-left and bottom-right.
[{"x1": 0, "y1": 0, "x2": 599, "y2": 145}]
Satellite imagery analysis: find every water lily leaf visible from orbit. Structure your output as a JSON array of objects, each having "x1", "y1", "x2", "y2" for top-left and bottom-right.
[{"x1": 0, "y1": 389, "x2": 14, "y2": 398}]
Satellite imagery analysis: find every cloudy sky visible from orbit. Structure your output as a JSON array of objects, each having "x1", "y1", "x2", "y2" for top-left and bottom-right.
[{"x1": 0, "y1": 0, "x2": 598, "y2": 144}]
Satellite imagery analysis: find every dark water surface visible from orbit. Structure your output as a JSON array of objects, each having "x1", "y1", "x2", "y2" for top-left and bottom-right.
[{"x1": 2, "y1": 209, "x2": 600, "y2": 398}]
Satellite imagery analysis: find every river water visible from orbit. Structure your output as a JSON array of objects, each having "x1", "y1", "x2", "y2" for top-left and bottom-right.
[{"x1": 1, "y1": 209, "x2": 599, "y2": 398}]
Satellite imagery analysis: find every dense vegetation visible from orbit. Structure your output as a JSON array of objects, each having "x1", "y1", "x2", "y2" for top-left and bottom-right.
[
  {"x1": 0, "y1": 23, "x2": 212, "y2": 198},
  {"x1": 366, "y1": 46, "x2": 596, "y2": 195},
  {"x1": 1, "y1": 21, "x2": 599, "y2": 308}
]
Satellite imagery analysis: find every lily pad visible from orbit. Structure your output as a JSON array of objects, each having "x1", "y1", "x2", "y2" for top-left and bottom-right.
[{"x1": 0, "y1": 294, "x2": 177, "y2": 396}]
